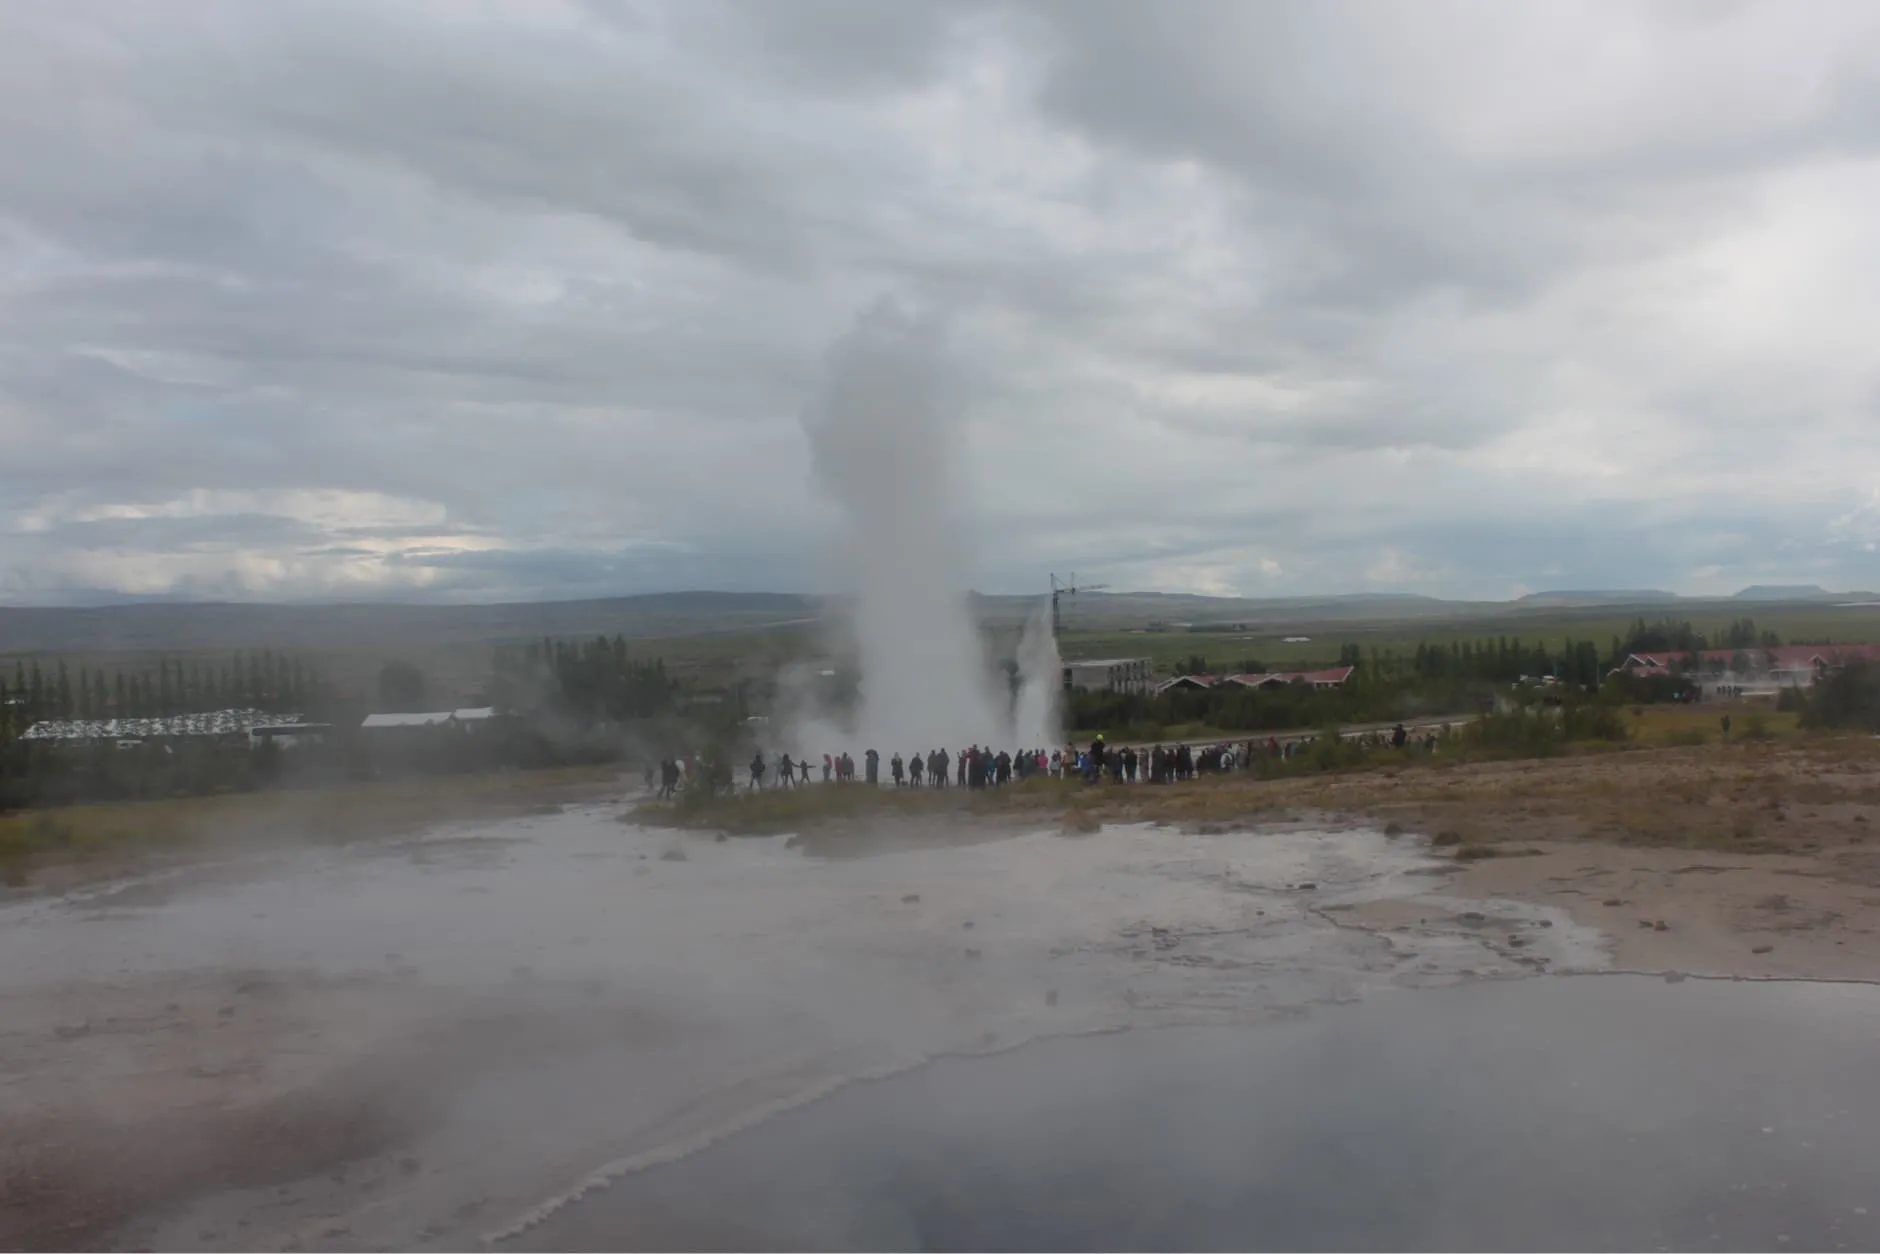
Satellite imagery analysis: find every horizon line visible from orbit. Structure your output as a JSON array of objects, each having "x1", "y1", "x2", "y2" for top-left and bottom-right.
[{"x1": 0, "y1": 584, "x2": 1868, "y2": 613}]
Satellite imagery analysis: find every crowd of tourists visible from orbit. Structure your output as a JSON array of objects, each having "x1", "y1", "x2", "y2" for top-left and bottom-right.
[{"x1": 650, "y1": 723, "x2": 1442, "y2": 799}]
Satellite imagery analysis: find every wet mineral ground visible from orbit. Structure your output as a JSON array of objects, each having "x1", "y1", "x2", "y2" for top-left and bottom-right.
[
  {"x1": 510, "y1": 976, "x2": 1880, "y2": 1252},
  {"x1": 1, "y1": 802, "x2": 1873, "y2": 1250}
]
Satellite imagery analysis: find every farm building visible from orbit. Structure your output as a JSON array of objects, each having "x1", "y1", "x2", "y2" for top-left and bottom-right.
[
  {"x1": 1617, "y1": 645, "x2": 1880, "y2": 690},
  {"x1": 1154, "y1": 667, "x2": 1356, "y2": 696},
  {"x1": 1155, "y1": 673, "x2": 1220, "y2": 694},
  {"x1": 356, "y1": 708, "x2": 507, "y2": 773},
  {"x1": 1060, "y1": 658, "x2": 1154, "y2": 694},
  {"x1": 1227, "y1": 667, "x2": 1357, "y2": 692},
  {"x1": 360, "y1": 707, "x2": 498, "y2": 732}
]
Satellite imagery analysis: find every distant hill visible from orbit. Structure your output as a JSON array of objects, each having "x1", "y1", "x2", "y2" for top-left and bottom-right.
[
  {"x1": 4, "y1": 585, "x2": 1878, "y2": 658},
  {"x1": 1734, "y1": 585, "x2": 1837, "y2": 602},
  {"x1": 1016, "y1": 591, "x2": 1466, "y2": 631},
  {"x1": 1516, "y1": 590, "x2": 1680, "y2": 607},
  {"x1": 0, "y1": 592, "x2": 821, "y2": 655}
]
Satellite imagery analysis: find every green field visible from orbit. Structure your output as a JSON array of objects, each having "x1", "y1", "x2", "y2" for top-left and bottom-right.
[
  {"x1": 1058, "y1": 604, "x2": 1880, "y2": 673},
  {"x1": 7, "y1": 600, "x2": 1879, "y2": 703}
]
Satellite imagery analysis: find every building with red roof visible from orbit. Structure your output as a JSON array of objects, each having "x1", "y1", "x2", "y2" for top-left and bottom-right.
[
  {"x1": 1615, "y1": 644, "x2": 1880, "y2": 687},
  {"x1": 1156, "y1": 666, "x2": 1355, "y2": 695}
]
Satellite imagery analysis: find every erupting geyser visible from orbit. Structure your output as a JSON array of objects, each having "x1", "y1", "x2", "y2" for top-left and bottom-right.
[{"x1": 799, "y1": 299, "x2": 1060, "y2": 752}]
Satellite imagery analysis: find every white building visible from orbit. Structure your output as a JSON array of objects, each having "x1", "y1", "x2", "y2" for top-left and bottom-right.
[
  {"x1": 360, "y1": 708, "x2": 497, "y2": 730},
  {"x1": 1061, "y1": 657, "x2": 1154, "y2": 694}
]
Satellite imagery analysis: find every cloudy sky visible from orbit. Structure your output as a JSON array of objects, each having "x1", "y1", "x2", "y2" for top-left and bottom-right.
[{"x1": 3, "y1": 0, "x2": 1879, "y2": 606}]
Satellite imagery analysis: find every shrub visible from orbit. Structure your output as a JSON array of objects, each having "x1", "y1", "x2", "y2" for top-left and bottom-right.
[
  {"x1": 1799, "y1": 660, "x2": 1880, "y2": 732},
  {"x1": 1306, "y1": 731, "x2": 1362, "y2": 772},
  {"x1": 1463, "y1": 711, "x2": 1562, "y2": 756},
  {"x1": 1563, "y1": 702, "x2": 1630, "y2": 743}
]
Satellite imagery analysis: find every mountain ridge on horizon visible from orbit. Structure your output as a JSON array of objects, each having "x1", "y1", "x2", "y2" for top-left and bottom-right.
[{"x1": 3, "y1": 584, "x2": 1871, "y2": 613}]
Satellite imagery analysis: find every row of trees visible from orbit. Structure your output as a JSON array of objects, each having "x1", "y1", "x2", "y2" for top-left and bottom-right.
[
  {"x1": 0, "y1": 636, "x2": 687, "y2": 812},
  {"x1": 1071, "y1": 613, "x2": 1875, "y2": 739},
  {"x1": 1168, "y1": 636, "x2": 1607, "y2": 690},
  {"x1": 1067, "y1": 668, "x2": 1506, "y2": 738},
  {"x1": 1069, "y1": 622, "x2": 1790, "y2": 737},
  {"x1": 0, "y1": 637, "x2": 681, "y2": 740},
  {"x1": 1616, "y1": 616, "x2": 1783, "y2": 655},
  {"x1": 490, "y1": 636, "x2": 677, "y2": 728},
  {"x1": 0, "y1": 737, "x2": 298, "y2": 811},
  {"x1": 1, "y1": 653, "x2": 326, "y2": 731},
  {"x1": 1403, "y1": 638, "x2": 1605, "y2": 686},
  {"x1": 1164, "y1": 617, "x2": 1809, "y2": 694}
]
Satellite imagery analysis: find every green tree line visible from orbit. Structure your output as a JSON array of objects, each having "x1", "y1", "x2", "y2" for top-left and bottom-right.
[
  {"x1": 0, "y1": 652, "x2": 323, "y2": 730},
  {"x1": 490, "y1": 636, "x2": 677, "y2": 727},
  {"x1": 0, "y1": 637, "x2": 692, "y2": 816},
  {"x1": 1166, "y1": 617, "x2": 1803, "y2": 695},
  {"x1": 1167, "y1": 633, "x2": 1608, "y2": 690}
]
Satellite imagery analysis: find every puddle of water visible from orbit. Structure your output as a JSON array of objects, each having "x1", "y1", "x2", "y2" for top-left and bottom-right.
[{"x1": 507, "y1": 974, "x2": 1880, "y2": 1252}]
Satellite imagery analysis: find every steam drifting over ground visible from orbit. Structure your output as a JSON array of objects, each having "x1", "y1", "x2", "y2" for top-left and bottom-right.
[
  {"x1": 798, "y1": 300, "x2": 1059, "y2": 753},
  {"x1": 0, "y1": 806, "x2": 1599, "y2": 1249}
]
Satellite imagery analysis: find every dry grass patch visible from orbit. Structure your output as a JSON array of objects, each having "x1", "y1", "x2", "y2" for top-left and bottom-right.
[{"x1": 0, "y1": 766, "x2": 626, "y2": 887}]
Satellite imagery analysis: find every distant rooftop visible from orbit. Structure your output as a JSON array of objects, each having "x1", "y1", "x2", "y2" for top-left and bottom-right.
[{"x1": 360, "y1": 707, "x2": 496, "y2": 729}]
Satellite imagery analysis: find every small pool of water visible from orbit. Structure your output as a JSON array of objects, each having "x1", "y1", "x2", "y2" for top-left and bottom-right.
[{"x1": 508, "y1": 974, "x2": 1880, "y2": 1252}]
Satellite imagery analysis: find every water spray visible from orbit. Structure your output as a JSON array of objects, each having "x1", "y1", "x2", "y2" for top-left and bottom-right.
[{"x1": 797, "y1": 299, "x2": 1060, "y2": 754}]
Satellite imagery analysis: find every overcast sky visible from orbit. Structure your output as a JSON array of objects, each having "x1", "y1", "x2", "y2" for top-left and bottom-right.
[{"x1": 3, "y1": 1, "x2": 1878, "y2": 606}]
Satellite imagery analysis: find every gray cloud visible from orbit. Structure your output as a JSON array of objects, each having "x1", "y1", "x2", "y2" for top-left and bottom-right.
[{"x1": 2, "y1": 0, "x2": 1878, "y2": 606}]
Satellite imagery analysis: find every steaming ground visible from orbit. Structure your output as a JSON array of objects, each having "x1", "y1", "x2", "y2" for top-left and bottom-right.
[{"x1": 0, "y1": 800, "x2": 1604, "y2": 1250}]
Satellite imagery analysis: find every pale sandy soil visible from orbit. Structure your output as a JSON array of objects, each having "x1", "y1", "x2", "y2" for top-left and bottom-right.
[
  {"x1": 1334, "y1": 842, "x2": 1880, "y2": 982},
  {"x1": 1256, "y1": 738, "x2": 1880, "y2": 982}
]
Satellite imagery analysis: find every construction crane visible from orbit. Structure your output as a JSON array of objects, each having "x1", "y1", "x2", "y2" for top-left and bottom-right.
[{"x1": 1050, "y1": 573, "x2": 1109, "y2": 638}]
